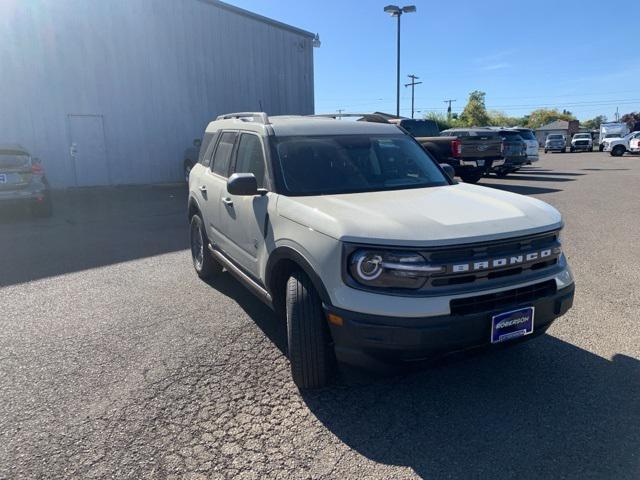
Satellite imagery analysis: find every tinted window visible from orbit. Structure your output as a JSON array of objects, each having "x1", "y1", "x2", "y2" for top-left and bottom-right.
[
  {"x1": 399, "y1": 120, "x2": 439, "y2": 137},
  {"x1": 516, "y1": 129, "x2": 536, "y2": 140},
  {"x1": 273, "y1": 134, "x2": 448, "y2": 196},
  {"x1": 211, "y1": 132, "x2": 237, "y2": 176},
  {"x1": 233, "y1": 134, "x2": 266, "y2": 188},
  {"x1": 548, "y1": 134, "x2": 564, "y2": 140}
]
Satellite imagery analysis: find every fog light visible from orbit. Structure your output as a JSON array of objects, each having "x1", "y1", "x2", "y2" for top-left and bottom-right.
[{"x1": 327, "y1": 313, "x2": 343, "y2": 326}]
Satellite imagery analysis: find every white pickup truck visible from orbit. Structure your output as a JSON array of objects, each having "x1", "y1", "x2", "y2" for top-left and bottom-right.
[
  {"x1": 602, "y1": 131, "x2": 640, "y2": 156},
  {"x1": 570, "y1": 133, "x2": 593, "y2": 152}
]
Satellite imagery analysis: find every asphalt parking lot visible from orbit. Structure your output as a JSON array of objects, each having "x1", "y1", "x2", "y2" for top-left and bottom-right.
[{"x1": 1, "y1": 151, "x2": 639, "y2": 479}]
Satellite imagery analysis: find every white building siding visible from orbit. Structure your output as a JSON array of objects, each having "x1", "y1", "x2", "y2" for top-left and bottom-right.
[{"x1": 0, "y1": 0, "x2": 315, "y2": 187}]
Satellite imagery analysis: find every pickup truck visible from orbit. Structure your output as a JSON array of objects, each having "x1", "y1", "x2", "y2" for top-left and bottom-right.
[{"x1": 388, "y1": 120, "x2": 505, "y2": 184}]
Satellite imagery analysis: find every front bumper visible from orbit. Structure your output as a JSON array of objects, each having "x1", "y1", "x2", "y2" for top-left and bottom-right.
[
  {"x1": 326, "y1": 282, "x2": 574, "y2": 369},
  {"x1": 571, "y1": 144, "x2": 592, "y2": 150}
]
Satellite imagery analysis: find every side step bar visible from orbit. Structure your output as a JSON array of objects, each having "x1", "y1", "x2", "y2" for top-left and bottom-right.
[{"x1": 208, "y1": 244, "x2": 274, "y2": 309}]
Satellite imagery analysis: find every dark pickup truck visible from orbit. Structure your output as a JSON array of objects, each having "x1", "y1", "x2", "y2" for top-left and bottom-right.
[{"x1": 391, "y1": 120, "x2": 505, "y2": 183}]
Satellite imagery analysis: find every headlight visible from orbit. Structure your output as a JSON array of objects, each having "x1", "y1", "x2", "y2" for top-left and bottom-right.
[{"x1": 348, "y1": 249, "x2": 443, "y2": 289}]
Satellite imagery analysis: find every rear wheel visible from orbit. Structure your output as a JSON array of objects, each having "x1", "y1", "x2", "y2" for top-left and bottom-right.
[
  {"x1": 495, "y1": 169, "x2": 509, "y2": 178},
  {"x1": 599, "y1": 144, "x2": 604, "y2": 152},
  {"x1": 286, "y1": 271, "x2": 335, "y2": 389},
  {"x1": 570, "y1": 147, "x2": 575, "y2": 153},
  {"x1": 459, "y1": 171, "x2": 483, "y2": 184},
  {"x1": 544, "y1": 149, "x2": 548, "y2": 153},
  {"x1": 189, "y1": 214, "x2": 222, "y2": 279},
  {"x1": 611, "y1": 145, "x2": 625, "y2": 157}
]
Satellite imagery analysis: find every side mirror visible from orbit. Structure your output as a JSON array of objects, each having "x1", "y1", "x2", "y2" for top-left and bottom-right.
[
  {"x1": 227, "y1": 173, "x2": 259, "y2": 196},
  {"x1": 193, "y1": 138, "x2": 202, "y2": 148},
  {"x1": 441, "y1": 163, "x2": 455, "y2": 180}
]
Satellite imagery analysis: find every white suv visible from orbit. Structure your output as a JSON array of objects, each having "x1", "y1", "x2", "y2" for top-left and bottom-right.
[{"x1": 188, "y1": 112, "x2": 575, "y2": 388}]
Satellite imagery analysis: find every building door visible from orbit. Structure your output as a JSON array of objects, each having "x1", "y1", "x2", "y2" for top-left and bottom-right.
[{"x1": 68, "y1": 115, "x2": 109, "y2": 186}]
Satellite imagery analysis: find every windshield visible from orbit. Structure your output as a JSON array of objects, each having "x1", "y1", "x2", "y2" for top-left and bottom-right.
[
  {"x1": 574, "y1": 134, "x2": 590, "y2": 139},
  {"x1": 272, "y1": 134, "x2": 449, "y2": 195},
  {"x1": 399, "y1": 120, "x2": 439, "y2": 137},
  {"x1": 547, "y1": 135, "x2": 564, "y2": 140},
  {"x1": 604, "y1": 134, "x2": 621, "y2": 138}
]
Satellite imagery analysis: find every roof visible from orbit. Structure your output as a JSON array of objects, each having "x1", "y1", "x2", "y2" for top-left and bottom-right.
[
  {"x1": 0, "y1": 144, "x2": 29, "y2": 155},
  {"x1": 199, "y1": 0, "x2": 315, "y2": 38},
  {"x1": 206, "y1": 115, "x2": 400, "y2": 136},
  {"x1": 536, "y1": 120, "x2": 570, "y2": 131}
]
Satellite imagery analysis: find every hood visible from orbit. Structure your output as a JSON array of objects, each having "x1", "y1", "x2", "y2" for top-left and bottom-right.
[{"x1": 277, "y1": 183, "x2": 562, "y2": 247}]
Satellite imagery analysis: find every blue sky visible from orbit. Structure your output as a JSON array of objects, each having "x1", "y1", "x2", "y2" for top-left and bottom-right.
[{"x1": 229, "y1": 0, "x2": 640, "y2": 121}]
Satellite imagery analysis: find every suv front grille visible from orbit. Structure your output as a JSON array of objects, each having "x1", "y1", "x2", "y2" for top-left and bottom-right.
[
  {"x1": 420, "y1": 230, "x2": 561, "y2": 289},
  {"x1": 450, "y1": 280, "x2": 557, "y2": 315}
]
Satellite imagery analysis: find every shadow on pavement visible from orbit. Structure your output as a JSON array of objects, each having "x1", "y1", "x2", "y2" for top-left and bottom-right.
[
  {"x1": 581, "y1": 168, "x2": 630, "y2": 171},
  {"x1": 0, "y1": 185, "x2": 189, "y2": 287},
  {"x1": 484, "y1": 183, "x2": 563, "y2": 195},
  {"x1": 496, "y1": 174, "x2": 576, "y2": 183},
  {"x1": 301, "y1": 336, "x2": 640, "y2": 479}
]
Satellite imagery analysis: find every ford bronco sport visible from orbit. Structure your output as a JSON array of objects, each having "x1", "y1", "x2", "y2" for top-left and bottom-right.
[{"x1": 188, "y1": 112, "x2": 575, "y2": 389}]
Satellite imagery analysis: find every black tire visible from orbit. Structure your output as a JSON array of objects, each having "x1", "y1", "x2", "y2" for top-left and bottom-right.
[
  {"x1": 544, "y1": 149, "x2": 548, "y2": 154},
  {"x1": 570, "y1": 147, "x2": 574, "y2": 153},
  {"x1": 459, "y1": 172, "x2": 483, "y2": 184},
  {"x1": 286, "y1": 271, "x2": 335, "y2": 389},
  {"x1": 496, "y1": 169, "x2": 509, "y2": 178},
  {"x1": 31, "y1": 194, "x2": 53, "y2": 218},
  {"x1": 184, "y1": 160, "x2": 194, "y2": 183},
  {"x1": 189, "y1": 214, "x2": 222, "y2": 279},
  {"x1": 611, "y1": 146, "x2": 625, "y2": 157},
  {"x1": 599, "y1": 144, "x2": 604, "y2": 152}
]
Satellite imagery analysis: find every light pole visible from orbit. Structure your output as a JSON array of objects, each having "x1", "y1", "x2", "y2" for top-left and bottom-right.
[{"x1": 384, "y1": 5, "x2": 416, "y2": 118}]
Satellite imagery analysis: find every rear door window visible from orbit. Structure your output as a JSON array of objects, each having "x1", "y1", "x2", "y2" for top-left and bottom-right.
[{"x1": 211, "y1": 132, "x2": 237, "y2": 176}]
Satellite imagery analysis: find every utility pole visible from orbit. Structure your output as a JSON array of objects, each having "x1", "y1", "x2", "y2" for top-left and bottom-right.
[
  {"x1": 443, "y1": 99, "x2": 456, "y2": 120},
  {"x1": 404, "y1": 74, "x2": 422, "y2": 119},
  {"x1": 337, "y1": 109, "x2": 344, "y2": 119}
]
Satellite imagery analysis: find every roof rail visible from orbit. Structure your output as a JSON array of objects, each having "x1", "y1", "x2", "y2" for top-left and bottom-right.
[
  {"x1": 216, "y1": 112, "x2": 270, "y2": 125},
  {"x1": 309, "y1": 113, "x2": 392, "y2": 124}
]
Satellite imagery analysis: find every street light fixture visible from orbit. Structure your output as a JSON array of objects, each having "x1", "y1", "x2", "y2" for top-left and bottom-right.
[{"x1": 384, "y1": 5, "x2": 416, "y2": 117}]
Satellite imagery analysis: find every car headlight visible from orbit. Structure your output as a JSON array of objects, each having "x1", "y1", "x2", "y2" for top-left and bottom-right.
[{"x1": 348, "y1": 249, "x2": 443, "y2": 289}]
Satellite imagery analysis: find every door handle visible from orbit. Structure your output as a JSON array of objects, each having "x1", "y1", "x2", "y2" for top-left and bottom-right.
[
  {"x1": 199, "y1": 185, "x2": 207, "y2": 192},
  {"x1": 221, "y1": 197, "x2": 233, "y2": 207}
]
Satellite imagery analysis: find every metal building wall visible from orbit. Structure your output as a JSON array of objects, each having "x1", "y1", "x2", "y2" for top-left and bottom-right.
[{"x1": 0, "y1": 0, "x2": 315, "y2": 187}]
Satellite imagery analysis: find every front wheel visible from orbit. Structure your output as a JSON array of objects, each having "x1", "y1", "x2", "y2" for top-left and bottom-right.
[
  {"x1": 495, "y1": 169, "x2": 509, "y2": 178},
  {"x1": 599, "y1": 144, "x2": 604, "y2": 152},
  {"x1": 544, "y1": 149, "x2": 548, "y2": 154},
  {"x1": 611, "y1": 146, "x2": 626, "y2": 157},
  {"x1": 459, "y1": 171, "x2": 483, "y2": 184},
  {"x1": 570, "y1": 147, "x2": 575, "y2": 153},
  {"x1": 189, "y1": 214, "x2": 222, "y2": 279},
  {"x1": 286, "y1": 271, "x2": 335, "y2": 389}
]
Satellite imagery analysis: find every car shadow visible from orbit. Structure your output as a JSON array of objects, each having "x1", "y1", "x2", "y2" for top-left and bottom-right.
[
  {"x1": 0, "y1": 185, "x2": 189, "y2": 287},
  {"x1": 494, "y1": 174, "x2": 576, "y2": 183},
  {"x1": 207, "y1": 271, "x2": 640, "y2": 479},
  {"x1": 483, "y1": 183, "x2": 563, "y2": 195},
  {"x1": 300, "y1": 336, "x2": 640, "y2": 479},
  {"x1": 202, "y1": 273, "x2": 287, "y2": 355}
]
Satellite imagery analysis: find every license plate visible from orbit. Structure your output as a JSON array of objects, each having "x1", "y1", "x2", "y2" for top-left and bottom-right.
[
  {"x1": 0, "y1": 173, "x2": 6, "y2": 184},
  {"x1": 476, "y1": 160, "x2": 485, "y2": 166},
  {"x1": 491, "y1": 307, "x2": 534, "y2": 343}
]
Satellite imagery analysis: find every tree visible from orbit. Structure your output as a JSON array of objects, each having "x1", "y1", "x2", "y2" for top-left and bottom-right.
[
  {"x1": 620, "y1": 112, "x2": 640, "y2": 130},
  {"x1": 526, "y1": 108, "x2": 576, "y2": 129},
  {"x1": 459, "y1": 90, "x2": 490, "y2": 127},
  {"x1": 487, "y1": 111, "x2": 525, "y2": 127},
  {"x1": 582, "y1": 115, "x2": 607, "y2": 130}
]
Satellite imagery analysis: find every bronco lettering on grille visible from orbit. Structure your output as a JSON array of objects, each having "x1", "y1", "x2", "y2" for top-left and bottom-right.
[{"x1": 451, "y1": 248, "x2": 552, "y2": 273}]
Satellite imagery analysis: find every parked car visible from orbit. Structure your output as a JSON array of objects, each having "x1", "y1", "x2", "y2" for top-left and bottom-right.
[
  {"x1": 435, "y1": 128, "x2": 505, "y2": 183},
  {"x1": 514, "y1": 128, "x2": 539, "y2": 163},
  {"x1": 602, "y1": 131, "x2": 640, "y2": 156},
  {"x1": 629, "y1": 136, "x2": 640, "y2": 153},
  {"x1": 183, "y1": 138, "x2": 202, "y2": 182},
  {"x1": 492, "y1": 129, "x2": 528, "y2": 177},
  {"x1": 0, "y1": 144, "x2": 52, "y2": 217},
  {"x1": 599, "y1": 122, "x2": 630, "y2": 151},
  {"x1": 188, "y1": 112, "x2": 575, "y2": 389},
  {"x1": 544, "y1": 134, "x2": 567, "y2": 153},
  {"x1": 570, "y1": 133, "x2": 593, "y2": 152},
  {"x1": 359, "y1": 118, "x2": 506, "y2": 184}
]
